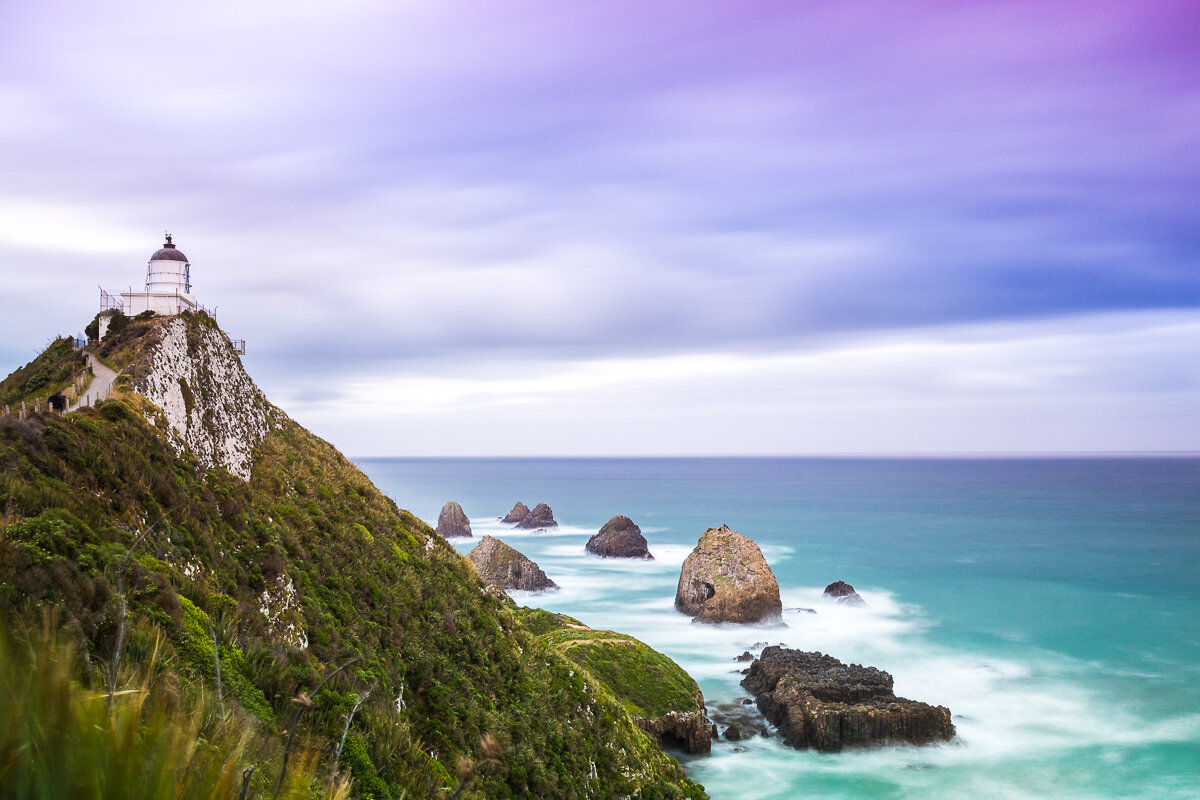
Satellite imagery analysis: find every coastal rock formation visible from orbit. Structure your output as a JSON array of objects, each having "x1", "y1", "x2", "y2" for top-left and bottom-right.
[
  {"x1": 586, "y1": 515, "x2": 653, "y2": 559},
  {"x1": 436, "y1": 501, "x2": 472, "y2": 538},
  {"x1": 467, "y1": 535, "x2": 558, "y2": 592},
  {"x1": 675, "y1": 525, "x2": 783, "y2": 624},
  {"x1": 514, "y1": 502, "x2": 558, "y2": 530},
  {"x1": 741, "y1": 646, "x2": 955, "y2": 751},
  {"x1": 133, "y1": 315, "x2": 280, "y2": 480},
  {"x1": 823, "y1": 580, "x2": 866, "y2": 607},
  {"x1": 636, "y1": 711, "x2": 712, "y2": 754},
  {"x1": 501, "y1": 502, "x2": 530, "y2": 523}
]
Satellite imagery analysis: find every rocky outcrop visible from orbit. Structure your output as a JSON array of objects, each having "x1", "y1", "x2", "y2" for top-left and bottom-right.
[
  {"x1": 741, "y1": 647, "x2": 954, "y2": 751},
  {"x1": 467, "y1": 536, "x2": 558, "y2": 592},
  {"x1": 586, "y1": 515, "x2": 653, "y2": 559},
  {"x1": 823, "y1": 580, "x2": 866, "y2": 607},
  {"x1": 514, "y1": 502, "x2": 557, "y2": 530},
  {"x1": 635, "y1": 711, "x2": 712, "y2": 754},
  {"x1": 134, "y1": 314, "x2": 280, "y2": 480},
  {"x1": 675, "y1": 525, "x2": 782, "y2": 624},
  {"x1": 501, "y1": 502, "x2": 530, "y2": 523},
  {"x1": 436, "y1": 501, "x2": 472, "y2": 538}
]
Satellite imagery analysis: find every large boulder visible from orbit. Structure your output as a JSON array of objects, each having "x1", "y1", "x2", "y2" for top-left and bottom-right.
[
  {"x1": 467, "y1": 536, "x2": 558, "y2": 592},
  {"x1": 436, "y1": 501, "x2": 472, "y2": 538},
  {"x1": 675, "y1": 525, "x2": 782, "y2": 624},
  {"x1": 514, "y1": 502, "x2": 558, "y2": 530},
  {"x1": 586, "y1": 515, "x2": 653, "y2": 559},
  {"x1": 741, "y1": 646, "x2": 955, "y2": 751},
  {"x1": 501, "y1": 502, "x2": 531, "y2": 523},
  {"x1": 823, "y1": 580, "x2": 865, "y2": 607}
]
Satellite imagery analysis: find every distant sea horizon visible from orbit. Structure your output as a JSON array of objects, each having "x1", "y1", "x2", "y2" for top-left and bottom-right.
[
  {"x1": 357, "y1": 455, "x2": 1200, "y2": 800},
  {"x1": 350, "y1": 450, "x2": 1200, "y2": 459}
]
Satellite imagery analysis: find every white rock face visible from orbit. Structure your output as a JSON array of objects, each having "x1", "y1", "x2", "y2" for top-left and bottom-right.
[
  {"x1": 135, "y1": 316, "x2": 278, "y2": 480},
  {"x1": 259, "y1": 574, "x2": 308, "y2": 649}
]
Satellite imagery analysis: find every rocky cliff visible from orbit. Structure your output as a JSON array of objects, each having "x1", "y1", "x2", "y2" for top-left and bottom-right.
[{"x1": 133, "y1": 313, "x2": 280, "y2": 480}]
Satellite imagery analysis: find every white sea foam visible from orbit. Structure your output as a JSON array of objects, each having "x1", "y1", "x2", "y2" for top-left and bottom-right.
[{"x1": 460, "y1": 521, "x2": 1200, "y2": 800}]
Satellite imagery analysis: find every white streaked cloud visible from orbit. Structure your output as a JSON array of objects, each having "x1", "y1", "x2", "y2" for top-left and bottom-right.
[{"x1": 279, "y1": 309, "x2": 1200, "y2": 455}]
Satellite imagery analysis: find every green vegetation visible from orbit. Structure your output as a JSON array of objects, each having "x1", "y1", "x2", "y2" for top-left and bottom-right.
[
  {"x1": 0, "y1": 337, "x2": 85, "y2": 408},
  {"x1": 0, "y1": 313, "x2": 707, "y2": 799},
  {"x1": 0, "y1": 616, "x2": 342, "y2": 799},
  {"x1": 514, "y1": 608, "x2": 704, "y2": 721}
]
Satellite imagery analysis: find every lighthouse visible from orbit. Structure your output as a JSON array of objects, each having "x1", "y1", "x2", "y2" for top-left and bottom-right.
[
  {"x1": 118, "y1": 234, "x2": 199, "y2": 316},
  {"x1": 96, "y1": 234, "x2": 205, "y2": 340}
]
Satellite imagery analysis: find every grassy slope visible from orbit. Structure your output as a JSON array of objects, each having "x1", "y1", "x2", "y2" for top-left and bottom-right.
[
  {"x1": 0, "y1": 320, "x2": 706, "y2": 800},
  {"x1": 514, "y1": 608, "x2": 704, "y2": 721}
]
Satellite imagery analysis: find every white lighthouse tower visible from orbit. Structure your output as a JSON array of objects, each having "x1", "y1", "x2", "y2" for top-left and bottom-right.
[{"x1": 119, "y1": 233, "x2": 198, "y2": 316}]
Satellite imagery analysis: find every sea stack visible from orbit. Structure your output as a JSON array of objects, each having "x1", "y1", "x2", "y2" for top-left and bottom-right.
[
  {"x1": 741, "y1": 646, "x2": 955, "y2": 751},
  {"x1": 436, "y1": 501, "x2": 472, "y2": 538},
  {"x1": 586, "y1": 515, "x2": 653, "y2": 559},
  {"x1": 467, "y1": 536, "x2": 558, "y2": 592},
  {"x1": 823, "y1": 580, "x2": 866, "y2": 607},
  {"x1": 514, "y1": 502, "x2": 558, "y2": 530},
  {"x1": 675, "y1": 525, "x2": 782, "y2": 624},
  {"x1": 501, "y1": 502, "x2": 531, "y2": 523}
]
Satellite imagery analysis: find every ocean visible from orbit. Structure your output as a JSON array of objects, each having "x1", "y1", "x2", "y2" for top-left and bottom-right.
[{"x1": 354, "y1": 457, "x2": 1200, "y2": 799}]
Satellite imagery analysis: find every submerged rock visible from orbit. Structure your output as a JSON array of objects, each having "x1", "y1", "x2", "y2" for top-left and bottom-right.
[
  {"x1": 514, "y1": 502, "x2": 558, "y2": 530},
  {"x1": 436, "y1": 501, "x2": 472, "y2": 538},
  {"x1": 467, "y1": 536, "x2": 558, "y2": 592},
  {"x1": 586, "y1": 515, "x2": 653, "y2": 559},
  {"x1": 708, "y1": 698, "x2": 771, "y2": 742},
  {"x1": 823, "y1": 580, "x2": 866, "y2": 607},
  {"x1": 501, "y1": 502, "x2": 531, "y2": 523},
  {"x1": 675, "y1": 525, "x2": 783, "y2": 624},
  {"x1": 741, "y1": 646, "x2": 954, "y2": 751}
]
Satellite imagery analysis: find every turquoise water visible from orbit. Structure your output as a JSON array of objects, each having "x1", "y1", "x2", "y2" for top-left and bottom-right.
[{"x1": 355, "y1": 457, "x2": 1200, "y2": 799}]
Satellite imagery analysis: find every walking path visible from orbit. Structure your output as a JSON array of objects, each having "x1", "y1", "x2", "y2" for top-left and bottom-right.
[{"x1": 70, "y1": 353, "x2": 118, "y2": 411}]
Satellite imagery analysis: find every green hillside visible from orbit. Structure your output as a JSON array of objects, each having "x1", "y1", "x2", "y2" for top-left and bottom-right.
[{"x1": 0, "y1": 314, "x2": 706, "y2": 800}]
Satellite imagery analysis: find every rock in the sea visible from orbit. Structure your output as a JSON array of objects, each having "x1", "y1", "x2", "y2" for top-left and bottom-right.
[
  {"x1": 823, "y1": 580, "x2": 866, "y2": 607},
  {"x1": 586, "y1": 515, "x2": 653, "y2": 559},
  {"x1": 514, "y1": 502, "x2": 558, "y2": 530},
  {"x1": 741, "y1": 646, "x2": 954, "y2": 751},
  {"x1": 501, "y1": 502, "x2": 531, "y2": 523},
  {"x1": 436, "y1": 501, "x2": 472, "y2": 538},
  {"x1": 467, "y1": 536, "x2": 558, "y2": 592},
  {"x1": 708, "y1": 698, "x2": 770, "y2": 742},
  {"x1": 675, "y1": 525, "x2": 783, "y2": 624}
]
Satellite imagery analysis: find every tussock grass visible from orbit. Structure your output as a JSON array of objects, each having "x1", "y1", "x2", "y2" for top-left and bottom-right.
[{"x1": 0, "y1": 616, "x2": 348, "y2": 799}]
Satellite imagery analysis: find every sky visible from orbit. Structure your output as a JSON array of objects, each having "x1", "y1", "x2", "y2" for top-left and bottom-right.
[{"x1": 1, "y1": 0, "x2": 1197, "y2": 456}]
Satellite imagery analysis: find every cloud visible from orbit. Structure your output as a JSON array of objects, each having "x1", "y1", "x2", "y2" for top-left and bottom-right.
[
  {"x1": 281, "y1": 309, "x2": 1200, "y2": 455},
  {"x1": 0, "y1": 0, "x2": 1197, "y2": 453}
]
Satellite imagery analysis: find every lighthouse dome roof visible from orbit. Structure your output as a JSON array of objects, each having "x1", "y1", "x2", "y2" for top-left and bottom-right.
[{"x1": 150, "y1": 234, "x2": 189, "y2": 263}]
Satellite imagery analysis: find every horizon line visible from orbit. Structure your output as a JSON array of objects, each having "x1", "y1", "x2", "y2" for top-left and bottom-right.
[{"x1": 351, "y1": 450, "x2": 1200, "y2": 460}]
